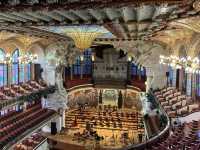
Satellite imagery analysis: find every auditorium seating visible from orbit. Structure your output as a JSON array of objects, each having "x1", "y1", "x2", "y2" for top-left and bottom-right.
[
  {"x1": 0, "y1": 102, "x2": 55, "y2": 149},
  {"x1": 154, "y1": 87, "x2": 199, "y2": 118},
  {"x1": 0, "y1": 80, "x2": 47, "y2": 102},
  {"x1": 65, "y1": 105, "x2": 144, "y2": 132},
  {"x1": 150, "y1": 120, "x2": 200, "y2": 150},
  {"x1": 13, "y1": 132, "x2": 46, "y2": 150}
]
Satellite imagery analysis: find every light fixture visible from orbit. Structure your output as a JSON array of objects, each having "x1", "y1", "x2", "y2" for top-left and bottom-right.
[
  {"x1": 0, "y1": 53, "x2": 37, "y2": 64},
  {"x1": 18, "y1": 36, "x2": 36, "y2": 51},
  {"x1": 61, "y1": 25, "x2": 108, "y2": 53},
  {"x1": 127, "y1": 56, "x2": 132, "y2": 62},
  {"x1": 160, "y1": 54, "x2": 200, "y2": 74},
  {"x1": 18, "y1": 53, "x2": 38, "y2": 64},
  {"x1": 80, "y1": 55, "x2": 84, "y2": 62},
  {"x1": 0, "y1": 53, "x2": 13, "y2": 64},
  {"x1": 91, "y1": 54, "x2": 95, "y2": 62}
]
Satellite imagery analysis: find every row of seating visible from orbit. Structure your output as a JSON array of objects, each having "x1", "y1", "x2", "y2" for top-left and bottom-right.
[
  {"x1": 0, "y1": 80, "x2": 47, "y2": 100},
  {"x1": 65, "y1": 106, "x2": 144, "y2": 130},
  {"x1": 14, "y1": 132, "x2": 46, "y2": 150},
  {"x1": 0, "y1": 103, "x2": 55, "y2": 149},
  {"x1": 150, "y1": 120, "x2": 200, "y2": 150},
  {"x1": 154, "y1": 87, "x2": 199, "y2": 117}
]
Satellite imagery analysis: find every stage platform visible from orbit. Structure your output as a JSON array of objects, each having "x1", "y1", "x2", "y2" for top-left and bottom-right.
[{"x1": 47, "y1": 107, "x2": 145, "y2": 150}]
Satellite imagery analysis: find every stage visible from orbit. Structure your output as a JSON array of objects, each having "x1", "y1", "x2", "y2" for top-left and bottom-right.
[{"x1": 47, "y1": 107, "x2": 145, "y2": 150}]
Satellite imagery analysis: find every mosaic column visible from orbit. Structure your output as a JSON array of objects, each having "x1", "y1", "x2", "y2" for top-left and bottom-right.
[
  {"x1": 178, "y1": 69, "x2": 184, "y2": 91},
  {"x1": 172, "y1": 69, "x2": 177, "y2": 87},
  {"x1": 186, "y1": 73, "x2": 192, "y2": 96},
  {"x1": 192, "y1": 74, "x2": 196, "y2": 100}
]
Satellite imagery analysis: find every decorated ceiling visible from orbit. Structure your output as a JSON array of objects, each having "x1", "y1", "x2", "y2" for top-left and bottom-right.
[{"x1": 0, "y1": 0, "x2": 199, "y2": 67}]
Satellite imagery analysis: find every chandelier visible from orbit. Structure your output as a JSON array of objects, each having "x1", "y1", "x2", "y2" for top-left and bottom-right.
[
  {"x1": 18, "y1": 53, "x2": 38, "y2": 64},
  {"x1": 1, "y1": 53, "x2": 12, "y2": 64},
  {"x1": 18, "y1": 36, "x2": 36, "y2": 50},
  {"x1": 63, "y1": 25, "x2": 107, "y2": 52},
  {"x1": 160, "y1": 55, "x2": 200, "y2": 74},
  {"x1": 0, "y1": 53, "x2": 37, "y2": 64}
]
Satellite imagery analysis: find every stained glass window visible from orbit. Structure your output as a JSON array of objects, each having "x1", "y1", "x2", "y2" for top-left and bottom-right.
[
  {"x1": 19, "y1": 64, "x2": 24, "y2": 83},
  {"x1": 27, "y1": 63, "x2": 31, "y2": 81},
  {"x1": 0, "y1": 49, "x2": 7, "y2": 86},
  {"x1": 73, "y1": 56, "x2": 81, "y2": 75},
  {"x1": 12, "y1": 49, "x2": 19, "y2": 84},
  {"x1": 73, "y1": 49, "x2": 92, "y2": 76},
  {"x1": 83, "y1": 49, "x2": 92, "y2": 75}
]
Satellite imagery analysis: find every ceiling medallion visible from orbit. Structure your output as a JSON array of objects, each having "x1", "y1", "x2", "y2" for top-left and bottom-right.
[{"x1": 193, "y1": 0, "x2": 200, "y2": 11}]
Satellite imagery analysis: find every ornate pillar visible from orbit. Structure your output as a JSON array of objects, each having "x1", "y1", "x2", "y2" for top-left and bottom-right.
[
  {"x1": 192, "y1": 74, "x2": 196, "y2": 100},
  {"x1": 172, "y1": 69, "x2": 177, "y2": 87},
  {"x1": 186, "y1": 73, "x2": 192, "y2": 96},
  {"x1": 145, "y1": 67, "x2": 153, "y2": 92},
  {"x1": 24, "y1": 64, "x2": 27, "y2": 82},
  {"x1": 61, "y1": 109, "x2": 65, "y2": 128},
  {"x1": 80, "y1": 62, "x2": 83, "y2": 79},
  {"x1": 179, "y1": 69, "x2": 184, "y2": 91},
  {"x1": 31, "y1": 63, "x2": 35, "y2": 80},
  {"x1": 70, "y1": 65, "x2": 73, "y2": 80},
  {"x1": 127, "y1": 61, "x2": 131, "y2": 83}
]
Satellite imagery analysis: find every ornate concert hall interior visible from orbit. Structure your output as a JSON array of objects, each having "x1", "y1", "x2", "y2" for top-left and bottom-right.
[{"x1": 1, "y1": 0, "x2": 200, "y2": 150}]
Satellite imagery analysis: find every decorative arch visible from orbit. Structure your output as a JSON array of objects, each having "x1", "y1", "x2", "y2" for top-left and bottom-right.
[{"x1": 0, "y1": 38, "x2": 24, "y2": 54}]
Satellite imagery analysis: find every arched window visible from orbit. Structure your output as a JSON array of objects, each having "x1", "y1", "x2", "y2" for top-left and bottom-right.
[
  {"x1": 73, "y1": 49, "x2": 92, "y2": 76},
  {"x1": 83, "y1": 49, "x2": 92, "y2": 75},
  {"x1": 12, "y1": 49, "x2": 19, "y2": 84},
  {"x1": 73, "y1": 56, "x2": 81, "y2": 75},
  {"x1": 0, "y1": 49, "x2": 7, "y2": 86},
  {"x1": 19, "y1": 63, "x2": 24, "y2": 83}
]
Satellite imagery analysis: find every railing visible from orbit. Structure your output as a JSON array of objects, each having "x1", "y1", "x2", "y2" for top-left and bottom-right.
[
  {"x1": 33, "y1": 138, "x2": 47, "y2": 150},
  {"x1": 3, "y1": 112, "x2": 58, "y2": 150},
  {"x1": 125, "y1": 90, "x2": 170, "y2": 150},
  {"x1": 0, "y1": 86, "x2": 55, "y2": 110},
  {"x1": 65, "y1": 77, "x2": 92, "y2": 89}
]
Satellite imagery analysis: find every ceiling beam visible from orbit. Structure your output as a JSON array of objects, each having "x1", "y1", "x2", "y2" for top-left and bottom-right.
[{"x1": 0, "y1": 0, "x2": 187, "y2": 12}]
